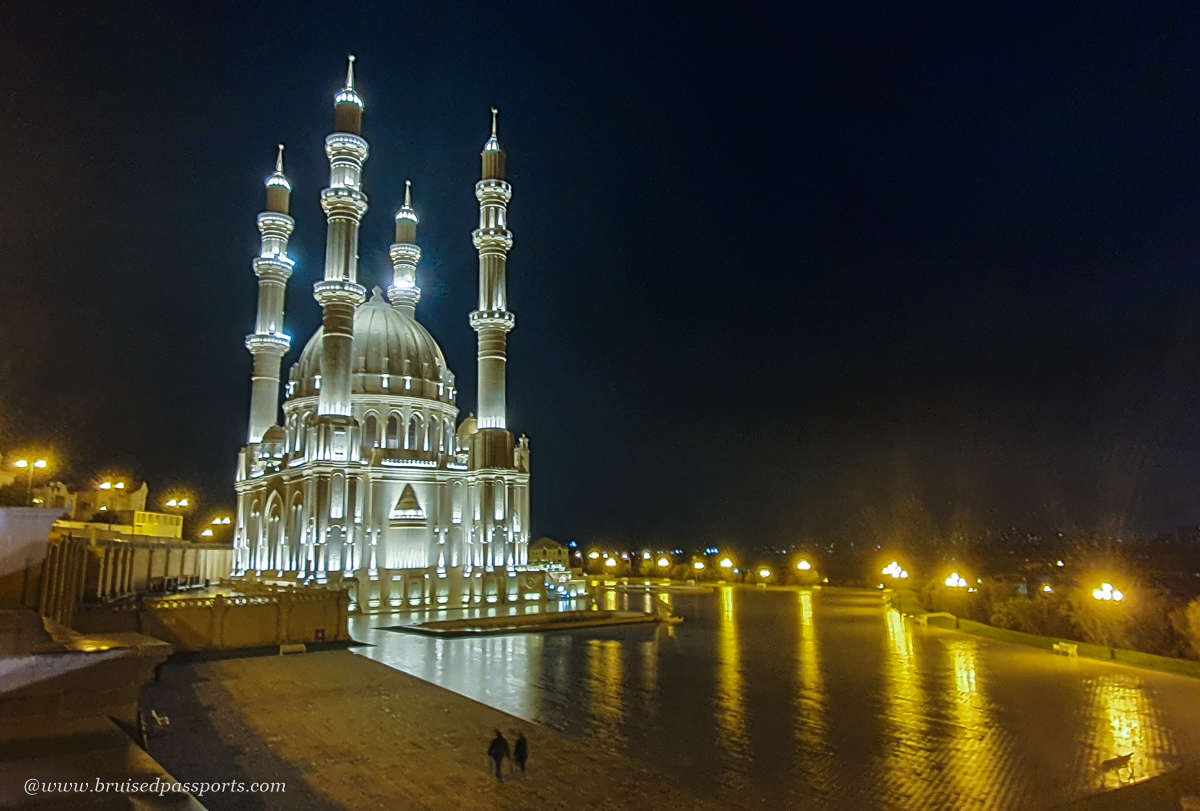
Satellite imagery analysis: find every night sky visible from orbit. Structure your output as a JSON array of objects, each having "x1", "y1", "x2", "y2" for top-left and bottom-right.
[{"x1": 3, "y1": 2, "x2": 1200, "y2": 547}]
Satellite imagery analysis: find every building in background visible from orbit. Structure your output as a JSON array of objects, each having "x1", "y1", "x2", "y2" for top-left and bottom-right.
[
  {"x1": 528, "y1": 537, "x2": 569, "y2": 569},
  {"x1": 234, "y1": 59, "x2": 539, "y2": 609}
]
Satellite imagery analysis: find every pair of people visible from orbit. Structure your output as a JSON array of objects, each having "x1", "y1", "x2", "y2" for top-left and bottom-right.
[{"x1": 487, "y1": 730, "x2": 528, "y2": 780}]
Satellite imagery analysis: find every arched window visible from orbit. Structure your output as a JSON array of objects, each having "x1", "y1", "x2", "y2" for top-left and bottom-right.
[
  {"x1": 445, "y1": 419, "x2": 454, "y2": 453},
  {"x1": 424, "y1": 416, "x2": 433, "y2": 451},
  {"x1": 386, "y1": 414, "x2": 400, "y2": 449},
  {"x1": 406, "y1": 414, "x2": 420, "y2": 450},
  {"x1": 363, "y1": 414, "x2": 378, "y2": 452},
  {"x1": 330, "y1": 473, "x2": 345, "y2": 520}
]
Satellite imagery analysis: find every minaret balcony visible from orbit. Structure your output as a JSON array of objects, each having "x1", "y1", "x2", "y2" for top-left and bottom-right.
[
  {"x1": 313, "y1": 280, "x2": 367, "y2": 307},
  {"x1": 325, "y1": 132, "x2": 369, "y2": 161},
  {"x1": 256, "y1": 212, "x2": 295, "y2": 237},
  {"x1": 320, "y1": 186, "x2": 368, "y2": 217},
  {"x1": 475, "y1": 179, "x2": 512, "y2": 202},
  {"x1": 245, "y1": 332, "x2": 291, "y2": 354},
  {"x1": 389, "y1": 243, "x2": 421, "y2": 264},
  {"x1": 252, "y1": 256, "x2": 295, "y2": 279},
  {"x1": 469, "y1": 310, "x2": 516, "y2": 332},
  {"x1": 471, "y1": 227, "x2": 514, "y2": 252}
]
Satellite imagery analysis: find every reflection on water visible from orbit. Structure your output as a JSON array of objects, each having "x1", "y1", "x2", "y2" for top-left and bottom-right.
[
  {"x1": 794, "y1": 589, "x2": 835, "y2": 797},
  {"x1": 586, "y1": 639, "x2": 625, "y2": 748},
  {"x1": 876, "y1": 608, "x2": 939, "y2": 809},
  {"x1": 1084, "y1": 673, "x2": 1178, "y2": 790},
  {"x1": 714, "y1": 586, "x2": 749, "y2": 789},
  {"x1": 352, "y1": 588, "x2": 1200, "y2": 811},
  {"x1": 945, "y1": 639, "x2": 1019, "y2": 810}
]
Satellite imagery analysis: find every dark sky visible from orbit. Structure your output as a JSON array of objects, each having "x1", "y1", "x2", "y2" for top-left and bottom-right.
[{"x1": 3, "y1": 2, "x2": 1200, "y2": 546}]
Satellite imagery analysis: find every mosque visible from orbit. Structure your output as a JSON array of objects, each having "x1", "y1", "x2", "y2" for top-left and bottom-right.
[{"x1": 232, "y1": 58, "x2": 543, "y2": 608}]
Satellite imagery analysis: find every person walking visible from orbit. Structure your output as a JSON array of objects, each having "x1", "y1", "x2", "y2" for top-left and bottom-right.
[
  {"x1": 513, "y1": 732, "x2": 528, "y2": 774},
  {"x1": 487, "y1": 730, "x2": 510, "y2": 781}
]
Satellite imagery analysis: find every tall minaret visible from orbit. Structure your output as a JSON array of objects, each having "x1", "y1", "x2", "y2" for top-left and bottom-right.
[
  {"x1": 314, "y1": 55, "x2": 369, "y2": 417},
  {"x1": 470, "y1": 109, "x2": 516, "y2": 455},
  {"x1": 245, "y1": 144, "x2": 295, "y2": 443},
  {"x1": 388, "y1": 180, "x2": 421, "y2": 316}
]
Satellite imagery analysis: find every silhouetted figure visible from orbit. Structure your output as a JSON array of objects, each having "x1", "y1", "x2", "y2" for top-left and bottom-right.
[
  {"x1": 513, "y1": 732, "x2": 528, "y2": 773},
  {"x1": 487, "y1": 730, "x2": 510, "y2": 781}
]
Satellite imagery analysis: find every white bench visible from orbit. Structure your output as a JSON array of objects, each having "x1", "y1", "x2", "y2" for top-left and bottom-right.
[{"x1": 1053, "y1": 641, "x2": 1078, "y2": 657}]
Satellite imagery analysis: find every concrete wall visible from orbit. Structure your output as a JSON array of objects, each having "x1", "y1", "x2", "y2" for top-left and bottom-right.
[
  {"x1": 73, "y1": 587, "x2": 351, "y2": 651},
  {"x1": 0, "y1": 507, "x2": 65, "y2": 609}
]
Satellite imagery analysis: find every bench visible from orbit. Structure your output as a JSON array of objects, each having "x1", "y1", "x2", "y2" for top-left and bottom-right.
[
  {"x1": 1053, "y1": 641, "x2": 1078, "y2": 657},
  {"x1": 279, "y1": 643, "x2": 307, "y2": 655}
]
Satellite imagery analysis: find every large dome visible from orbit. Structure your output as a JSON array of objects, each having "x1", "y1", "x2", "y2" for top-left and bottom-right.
[{"x1": 290, "y1": 287, "x2": 454, "y2": 402}]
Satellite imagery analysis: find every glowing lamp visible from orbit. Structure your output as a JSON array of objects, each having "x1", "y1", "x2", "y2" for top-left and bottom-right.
[
  {"x1": 212, "y1": 518, "x2": 222, "y2": 524},
  {"x1": 115, "y1": 482, "x2": 124, "y2": 489},
  {"x1": 1092, "y1": 583, "x2": 1125, "y2": 602},
  {"x1": 588, "y1": 551, "x2": 600, "y2": 559},
  {"x1": 1043, "y1": 585, "x2": 1053, "y2": 593},
  {"x1": 657, "y1": 557, "x2": 670, "y2": 568},
  {"x1": 200, "y1": 529, "x2": 214, "y2": 537},
  {"x1": 693, "y1": 561, "x2": 705, "y2": 570},
  {"x1": 99, "y1": 482, "x2": 112, "y2": 490},
  {"x1": 758, "y1": 568, "x2": 771, "y2": 579},
  {"x1": 719, "y1": 557, "x2": 733, "y2": 569},
  {"x1": 642, "y1": 551, "x2": 651, "y2": 560},
  {"x1": 944, "y1": 572, "x2": 969, "y2": 589},
  {"x1": 13, "y1": 460, "x2": 28, "y2": 469},
  {"x1": 166, "y1": 499, "x2": 178, "y2": 507},
  {"x1": 881, "y1": 561, "x2": 910, "y2": 580},
  {"x1": 179, "y1": 499, "x2": 189, "y2": 507},
  {"x1": 34, "y1": 460, "x2": 47, "y2": 469},
  {"x1": 797, "y1": 560, "x2": 812, "y2": 571},
  {"x1": 604, "y1": 558, "x2": 617, "y2": 568}
]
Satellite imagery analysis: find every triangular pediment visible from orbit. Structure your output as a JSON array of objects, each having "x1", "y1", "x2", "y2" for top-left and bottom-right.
[{"x1": 390, "y1": 484, "x2": 425, "y2": 520}]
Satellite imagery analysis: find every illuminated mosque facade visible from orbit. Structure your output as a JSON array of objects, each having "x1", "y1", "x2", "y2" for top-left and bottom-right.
[{"x1": 233, "y1": 58, "x2": 540, "y2": 607}]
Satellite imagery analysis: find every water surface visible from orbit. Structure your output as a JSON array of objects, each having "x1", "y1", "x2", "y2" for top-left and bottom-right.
[{"x1": 351, "y1": 587, "x2": 1200, "y2": 810}]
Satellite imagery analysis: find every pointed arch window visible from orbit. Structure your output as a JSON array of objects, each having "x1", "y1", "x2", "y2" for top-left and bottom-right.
[{"x1": 386, "y1": 414, "x2": 400, "y2": 449}]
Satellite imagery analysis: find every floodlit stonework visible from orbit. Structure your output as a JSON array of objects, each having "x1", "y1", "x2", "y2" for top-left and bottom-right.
[{"x1": 234, "y1": 58, "x2": 535, "y2": 609}]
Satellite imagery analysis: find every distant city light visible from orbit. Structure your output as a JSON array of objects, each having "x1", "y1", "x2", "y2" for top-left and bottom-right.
[
  {"x1": 796, "y1": 560, "x2": 812, "y2": 571},
  {"x1": 1056, "y1": 560, "x2": 1064, "y2": 567}
]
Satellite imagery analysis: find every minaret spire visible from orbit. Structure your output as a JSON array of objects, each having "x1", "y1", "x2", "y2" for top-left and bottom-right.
[
  {"x1": 244, "y1": 145, "x2": 296, "y2": 443},
  {"x1": 469, "y1": 106, "x2": 516, "y2": 455},
  {"x1": 314, "y1": 59, "x2": 369, "y2": 418},
  {"x1": 346, "y1": 53, "x2": 356, "y2": 89},
  {"x1": 389, "y1": 179, "x2": 421, "y2": 316}
]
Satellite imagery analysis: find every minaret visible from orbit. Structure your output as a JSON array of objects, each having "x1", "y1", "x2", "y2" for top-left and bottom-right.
[
  {"x1": 314, "y1": 55, "x2": 369, "y2": 417},
  {"x1": 469, "y1": 108, "x2": 517, "y2": 467},
  {"x1": 388, "y1": 180, "x2": 421, "y2": 316},
  {"x1": 244, "y1": 144, "x2": 295, "y2": 443}
]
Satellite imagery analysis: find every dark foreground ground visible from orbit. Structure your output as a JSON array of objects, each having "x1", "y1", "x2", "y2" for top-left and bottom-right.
[{"x1": 142, "y1": 650, "x2": 743, "y2": 811}]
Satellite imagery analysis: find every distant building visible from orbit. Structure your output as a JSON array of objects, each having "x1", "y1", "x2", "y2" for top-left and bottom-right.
[
  {"x1": 528, "y1": 537, "x2": 569, "y2": 569},
  {"x1": 32, "y1": 480, "x2": 149, "y2": 520}
]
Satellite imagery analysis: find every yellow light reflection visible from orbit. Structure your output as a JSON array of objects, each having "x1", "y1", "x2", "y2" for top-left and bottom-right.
[
  {"x1": 877, "y1": 608, "x2": 940, "y2": 807},
  {"x1": 585, "y1": 639, "x2": 625, "y2": 749},
  {"x1": 1084, "y1": 674, "x2": 1176, "y2": 790},
  {"x1": 715, "y1": 586, "x2": 749, "y2": 761},
  {"x1": 945, "y1": 639, "x2": 1010, "y2": 807},
  {"x1": 794, "y1": 590, "x2": 833, "y2": 794}
]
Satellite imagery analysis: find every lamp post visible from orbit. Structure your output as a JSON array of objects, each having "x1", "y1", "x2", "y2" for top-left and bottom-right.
[{"x1": 13, "y1": 459, "x2": 48, "y2": 506}]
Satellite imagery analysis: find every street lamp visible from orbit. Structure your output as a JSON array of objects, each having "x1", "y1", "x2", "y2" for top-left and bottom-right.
[
  {"x1": 944, "y1": 572, "x2": 969, "y2": 588},
  {"x1": 693, "y1": 560, "x2": 705, "y2": 571},
  {"x1": 758, "y1": 567, "x2": 772, "y2": 579},
  {"x1": 719, "y1": 557, "x2": 734, "y2": 569},
  {"x1": 796, "y1": 559, "x2": 812, "y2": 571},
  {"x1": 657, "y1": 556, "x2": 670, "y2": 568},
  {"x1": 1092, "y1": 583, "x2": 1125, "y2": 602},
  {"x1": 881, "y1": 561, "x2": 910, "y2": 580},
  {"x1": 13, "y1": 458, "x2": 49, "y2": 506}
]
